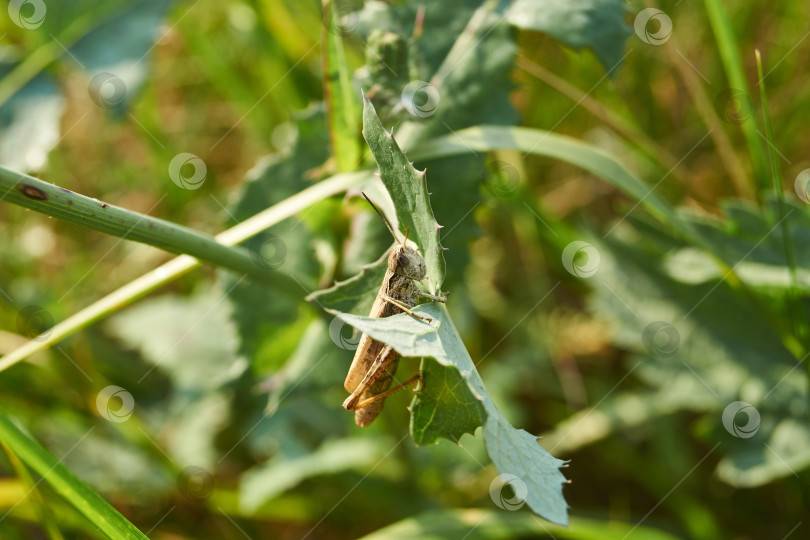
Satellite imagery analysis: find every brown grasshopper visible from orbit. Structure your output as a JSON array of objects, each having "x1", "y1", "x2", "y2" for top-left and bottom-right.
[{"x1": 342, "y1": 193, "x2": 447, "y2": 427}]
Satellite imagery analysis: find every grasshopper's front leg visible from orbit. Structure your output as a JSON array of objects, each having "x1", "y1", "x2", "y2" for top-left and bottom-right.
[
  {"x1": 416, "y1": 290, "x2": 447, "y2": 303},
  {"x1": 382, "y1": 293, "x2": 434, "y2": 323}
]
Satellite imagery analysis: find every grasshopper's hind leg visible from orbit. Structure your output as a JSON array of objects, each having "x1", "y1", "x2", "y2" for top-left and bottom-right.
[
  {"x1": 343, "y1": 345, "x2": 398, "y2": 411},
  {"x1": 352, "y1": 374, "x2": 422, "y2": 410}
]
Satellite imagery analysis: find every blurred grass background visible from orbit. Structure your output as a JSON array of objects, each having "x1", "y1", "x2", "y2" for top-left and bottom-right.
[{"x1": 1, "y1": 0, "x2": 809, "y2": 538}]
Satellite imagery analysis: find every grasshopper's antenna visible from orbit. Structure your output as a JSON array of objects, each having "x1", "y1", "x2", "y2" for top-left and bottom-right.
[
  {"x1": 362, "y1": 192, "x2": 401, "y2": 245},
  {"x1": 404, "y1": 227, "x2": 410, "y2": 244}
]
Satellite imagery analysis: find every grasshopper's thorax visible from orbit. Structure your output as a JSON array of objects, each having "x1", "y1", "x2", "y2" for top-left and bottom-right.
[{"x1": 389, "y1": 245, "x2": 426, "y2": 281}]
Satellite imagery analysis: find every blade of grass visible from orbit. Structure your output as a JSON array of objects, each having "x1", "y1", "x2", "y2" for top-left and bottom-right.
[
  {"x1": 0, "y1": 414, "x2": 148, "y2": 540},
  {"x1": 704, "y1": 0, "x2": 769, "y2": 192},
  {"x1": 410, "y1": 125, "x2": 688, "y2": 234},
  {"x1": 322, "y1": 0, "x2": 362, "y2": 170},
  {"x1": 1, "y1": 441, "x2": 64, "y2": 540},
  {"x1": 755, "y1": 50, "x2": 807, "y2": 354},
  {"x1": 0, "y1": 166, "x2": 299, "y2": 295},
  {"x1": 0, "y1": 170, "x2": 364, "y2": 372}
]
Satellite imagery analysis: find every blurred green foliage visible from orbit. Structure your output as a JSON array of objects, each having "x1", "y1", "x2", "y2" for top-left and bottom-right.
[{"x1": 2, "y1": 0, "x2": 810, "y2": 538}]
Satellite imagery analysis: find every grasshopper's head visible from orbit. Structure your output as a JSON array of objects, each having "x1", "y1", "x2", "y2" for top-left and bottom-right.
[{"x1": 390, "y1": 244, "x2": 426, "y2": 280}]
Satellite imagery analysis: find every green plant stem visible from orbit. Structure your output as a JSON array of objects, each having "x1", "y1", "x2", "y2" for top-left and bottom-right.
[
  {"x1": 0, "y1": 171, "x2": 365, "y2": 373},
  {"x1": 0, "y1": 166, "x2": 299, "y2": 294}
]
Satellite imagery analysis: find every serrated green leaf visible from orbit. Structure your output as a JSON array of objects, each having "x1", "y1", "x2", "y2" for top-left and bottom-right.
[
  {"x1": 332, "y1": 304, "x2": 568, "y2": 525},
  {"x1": 506, "y1": 0, "x2": 632, "y2": 71},
  {"x1": 306, "y1": 253, "x2": 388, "y2": 316},
  {"x1": 356, "y1": 0, "x2": 517, "y2": 285},
  {"x1": 362, "y1": 96, "x2": 446, "y2": 293},
  {"x1": 410, "y1": 357, "x2": 485, "y2": 445}
]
